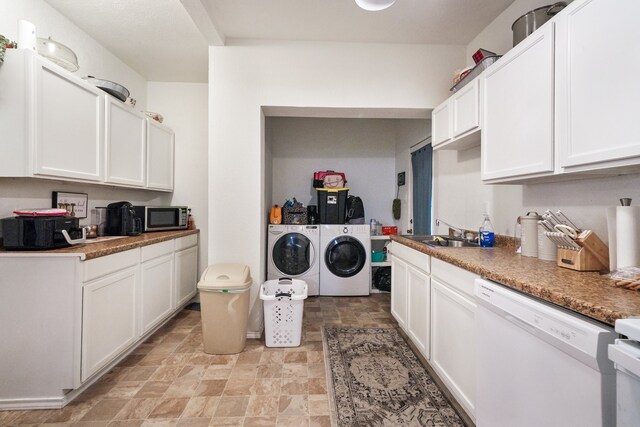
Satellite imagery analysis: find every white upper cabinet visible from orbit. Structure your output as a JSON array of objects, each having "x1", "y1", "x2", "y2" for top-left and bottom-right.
[
  {"x1": 482, "y1": 0, "x2": 640, "y2": 183},
  {"x1": 556, "y1": 0, "x2": 640, "y2": 170},
  {"x1": 105, "y1": 97, "x2": 147, "y2": 187},
  {"x1": 0, "y1": 49, "x2": 175, "y2": 191},
  {"x1": 452, "y1": 78, "x2": 480, "y2": 138},
  {"x1": 482, "y1": 23, "x2": 555, "y2": 182},
  {"x1": 146, "y1": 119, "x2": 175, "y2": 191},
  {"x1": 432, "y1": 77, "x2": 482, "y2": 151},
  {"x1": 33, "y1": 57, "x2": 104, "y2": 181},
  {"x1": 432, "y1": 100, "x2": 452, "y2": 147}
]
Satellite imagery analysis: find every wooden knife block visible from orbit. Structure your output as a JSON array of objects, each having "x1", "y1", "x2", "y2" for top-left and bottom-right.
[{"x1": 557, "y1": 230, "x2": 609, "y2": 272}]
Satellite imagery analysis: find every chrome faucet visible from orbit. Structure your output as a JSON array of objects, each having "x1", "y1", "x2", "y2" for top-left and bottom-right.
[{"x1": 435, "y1": 219, "x2": 465, "y2": 238}]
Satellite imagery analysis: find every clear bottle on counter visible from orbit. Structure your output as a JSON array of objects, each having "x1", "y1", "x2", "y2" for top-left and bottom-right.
[
  {"x1": 479, "y1": 214, "x2": 495, "y2": 248},
  {"x1": 370, "y1": 218, "x2": 378, "y2": 235}
]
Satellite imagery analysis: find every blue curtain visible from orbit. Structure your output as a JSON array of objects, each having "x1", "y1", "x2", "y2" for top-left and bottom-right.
[{"x1": 411, "y1": 144, "x2": 433, "y2": 235}]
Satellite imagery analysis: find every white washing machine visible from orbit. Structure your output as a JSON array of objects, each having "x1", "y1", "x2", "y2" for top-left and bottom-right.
[
  {"x1": 267, "y1": 224, "x2": 319, "y2": 296},
  {"x1": 320, "y1": 224, "x2": 370, "y2": 296}
]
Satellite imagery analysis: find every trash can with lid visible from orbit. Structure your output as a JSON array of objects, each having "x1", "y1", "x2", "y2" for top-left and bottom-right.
[{"x1": 197, "y1": 263, "x2": 252, "y2": 354}]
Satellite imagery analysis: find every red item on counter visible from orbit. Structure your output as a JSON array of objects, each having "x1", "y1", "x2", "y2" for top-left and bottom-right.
[{"x1": 382, "y1": 226, "x2": 398, "y2": 235}]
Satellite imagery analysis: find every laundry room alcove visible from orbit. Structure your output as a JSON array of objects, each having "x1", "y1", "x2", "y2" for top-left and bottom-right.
[{"x1": 262, "y1": 106, "x2": 431, "y2": 293}]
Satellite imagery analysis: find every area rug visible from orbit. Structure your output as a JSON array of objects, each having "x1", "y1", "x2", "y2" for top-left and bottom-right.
[{"x1": 323, "y1": 327, "x2": 465, "y2": 427}]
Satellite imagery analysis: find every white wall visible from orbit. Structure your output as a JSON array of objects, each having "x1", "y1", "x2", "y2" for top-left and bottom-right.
[
  {"x1": 0, "y1": 177, "x2": 170, "y2": 228},
  {"x1": 147, "y1": 82, "x2": 209, "y2": 276},
  {"x1": 209, "y1": 39, "x2": 466, "y2": 333},
  {"x1": 393, "y1": 119, "x2": 431, "y2": 234},
  {"x1": 269, "y1": 117, "x2": 397, "y2": 225},
  {"x1": 0, "y1": 0, "x2": 148, "y2": 108}
]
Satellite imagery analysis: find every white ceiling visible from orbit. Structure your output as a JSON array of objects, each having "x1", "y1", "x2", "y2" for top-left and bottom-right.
[{"x1": 45, "y1": 0, "x2": 516, "y2": 83}]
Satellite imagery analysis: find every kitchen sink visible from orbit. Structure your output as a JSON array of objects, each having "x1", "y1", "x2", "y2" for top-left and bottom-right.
[
  {"x1": 426, "y1": 237, "x2": 479, "y2": 248},
  {"x1": 399, "y1": 234, "x2": 479, "y2": 248}
]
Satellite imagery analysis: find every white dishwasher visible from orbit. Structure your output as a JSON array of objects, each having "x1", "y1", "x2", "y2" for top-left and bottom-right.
[
  {"x1": 474, "y1": 278, "x2": 617, "y2": 427},
  {"x1": 608, "y1": 319, "x2": 640, "y2": 427}
]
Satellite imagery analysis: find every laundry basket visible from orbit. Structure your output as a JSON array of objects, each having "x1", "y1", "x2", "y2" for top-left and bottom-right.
[{"x1": 260, "y1": 278, "x2": 308, "y2": 347}]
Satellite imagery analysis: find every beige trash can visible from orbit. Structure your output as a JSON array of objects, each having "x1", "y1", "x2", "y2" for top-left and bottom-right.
[{"x1": 197, "y1": 263, "x2": 252, "y2": 354}]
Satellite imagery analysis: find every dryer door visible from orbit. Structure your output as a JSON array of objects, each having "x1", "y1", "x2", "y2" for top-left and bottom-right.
[
  {"x1": 325, "y1": 236, "x2": 366, "y2": 278},
  {"x1": 272, "y1": 233, "x2": 315, "y2": 277}
]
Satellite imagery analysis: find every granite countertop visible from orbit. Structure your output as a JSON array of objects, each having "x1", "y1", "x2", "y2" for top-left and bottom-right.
[
  {"x1": 0, "y1": 229, "x2": 199, "y2": 260},
  {"x1": 390, "y1": 235, "x2": 640, "y2": 326}
]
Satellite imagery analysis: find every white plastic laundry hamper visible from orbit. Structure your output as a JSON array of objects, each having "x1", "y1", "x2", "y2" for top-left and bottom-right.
[{"x1": 260, "y1": 278, "x2": 308, "y2": 347}]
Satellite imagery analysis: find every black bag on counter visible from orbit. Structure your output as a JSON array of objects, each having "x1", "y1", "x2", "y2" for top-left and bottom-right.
[{"x1": 346, "y1": 195, "x2": 365, "y2": 224}]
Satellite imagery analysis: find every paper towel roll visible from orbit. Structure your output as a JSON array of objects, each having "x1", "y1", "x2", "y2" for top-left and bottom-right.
[
  {"x1": 616, "y1": 206, "x2": 640, "y2": 269},
  {"x1": 607, "y1": 207, "x2": 617, "y2": 271},
  {"x1": 18, "y1": 20, "x2": 37, "y2": 53}
]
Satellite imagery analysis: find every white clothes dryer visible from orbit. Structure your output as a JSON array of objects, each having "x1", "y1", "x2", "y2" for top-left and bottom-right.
[
  {"x1": 267, "y1": 224, "x2": 319, "y2": 296},
  {"x1": 320, "y1": 224, "x2": 370, "y2": 296}
]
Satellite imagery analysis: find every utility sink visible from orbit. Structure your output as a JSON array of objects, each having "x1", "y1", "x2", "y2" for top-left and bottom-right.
[{"x1": 399, "y1": 234, "x2": 480, "y2": 248}]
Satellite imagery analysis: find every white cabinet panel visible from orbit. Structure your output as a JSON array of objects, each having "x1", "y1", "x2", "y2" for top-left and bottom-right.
[
  {"x1": 34, "y1": 58, "x2": 104, "y2": 181},
  {"x1": 390, "y1": 255, "x2": 408, "y2": 329},
  {"x1": 84, "y1": 248, "x2": 139, "y2": 282},
  {"x1": 140, "y1": 253, "x2": 174, "y2": 333},
  {"x1": 82, "y1": 266, "x2": 138, "y2": 382},
  {"x1": 452, "y1": 78, "x2": 480, "y2": 138},
  {"x1": 407, "y1": 265, "x2": 430, "y2": 359},
  {"x1": 175, "y1": 234, "x2": 198, "y2": 251},
  {"x1": 146, "y1": 119, "x2": 175, "y2": 191},
  {"x1": 431, "y1": 278, "x2": 476, "y2": 419},
  {"x1": 557, "y1": 0, "x2": 640, "y2": 169},
  {"x1": 432, "y1": 100, "x2": 451, "y2": 147},
  {"x1": 175, "y1": 246, "x2": 198, "y2": 308},
  {"x1": 482, "y1": 24, "x2": 555, "y2": 181},
  {"x1": 105, "y1": 97, "x2": 146, "y2": 187}
]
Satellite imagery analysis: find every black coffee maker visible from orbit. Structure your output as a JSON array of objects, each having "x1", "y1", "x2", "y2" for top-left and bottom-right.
[{"x1": 106, "y1": 201, "x2": 142, "y2": 236}]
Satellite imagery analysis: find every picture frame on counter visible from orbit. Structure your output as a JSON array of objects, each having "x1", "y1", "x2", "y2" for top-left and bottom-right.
[{"x1": 52, "y1": 191, "x2": 88, "y2": 219}]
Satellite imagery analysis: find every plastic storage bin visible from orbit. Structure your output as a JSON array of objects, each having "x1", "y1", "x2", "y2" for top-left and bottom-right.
[
  {"x1": 197, "y1": 263, "x2": 252, "y2": 354},
  {"x1": 260, "y1": 278, "x2": 308, "y2": 347},
  {"x1": 317, "y1": 188, "x2": 349, "y2": 224}
]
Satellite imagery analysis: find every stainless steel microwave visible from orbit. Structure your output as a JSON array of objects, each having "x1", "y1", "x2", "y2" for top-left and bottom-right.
[{"x1": 133, "y1": 206, "x2": 188, "y2": 231}]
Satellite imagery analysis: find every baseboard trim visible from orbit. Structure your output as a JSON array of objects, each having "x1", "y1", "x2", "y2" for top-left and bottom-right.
[
  {"x1": 0, "y1": 397, "x2": 65, "y2": 410},
  {"x1": 246, "y1": 330, "x2": 263, "y2": 339}
]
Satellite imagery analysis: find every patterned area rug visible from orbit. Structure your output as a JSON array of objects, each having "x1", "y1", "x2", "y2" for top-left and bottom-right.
[{"x1": 323, "y1": 327, "x2": 465, "y2": 427}]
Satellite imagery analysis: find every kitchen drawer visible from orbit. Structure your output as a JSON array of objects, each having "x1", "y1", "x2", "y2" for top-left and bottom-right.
[
  {"x1": 141, "y1": 240, "x2": 174, "y2": 262},
  {"x1": 175, "y1": 234, "x2": 197, "y2": 251},
  {"x1": 431, "y1": 258, "x2": 477, "y2": 299},
  {"x1": 389, "y1": 242, "x2": 430, "y2": 274},
  {"x1": 84, "y1": 249, "x2": 139, "y2": 283}
]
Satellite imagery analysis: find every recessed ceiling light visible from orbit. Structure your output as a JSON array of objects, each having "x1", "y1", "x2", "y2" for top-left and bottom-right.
[{"x1": 355, "y1": 0, "x2": 396, "y2": 12}]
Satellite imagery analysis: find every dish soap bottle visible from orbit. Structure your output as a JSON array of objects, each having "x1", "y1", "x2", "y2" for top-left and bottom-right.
[{"x1": 479, "y1": 214, "x2": 495, "y2": 247}]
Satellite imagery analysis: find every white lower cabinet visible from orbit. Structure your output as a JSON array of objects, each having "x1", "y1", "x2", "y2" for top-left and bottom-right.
[
  {"x1": 141, "y1": 253, "x2": 174, "y2": 333},
  {"x1": 0, "y1": 233, "x2": 198, "y2": 409},
  {"x1": 390, "y1": 255, "x2": 408, "y2": 329},
  {"x1": 82, "y1": 266, "x2": 138, "y2": 382},
  {"x1": 430, "y1": 259, "x2": 478, "y2": 421},
  {"x1": 390, "y1": 242, "x2": 431, "y2": 359},
  {"x1": 82, "y1": 235, "x2": 196, "y2": 382},
  {"x1": 406, "y1": 265, "x2": 430, "y2": 359},
  {"x1": 175, "y1": 245, "x2": 199, "y2": 308}
]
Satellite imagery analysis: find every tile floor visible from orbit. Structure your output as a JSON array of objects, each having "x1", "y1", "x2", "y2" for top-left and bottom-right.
[{"x1": 1, "y1": 294, "x2": 395, "y2": 427}]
